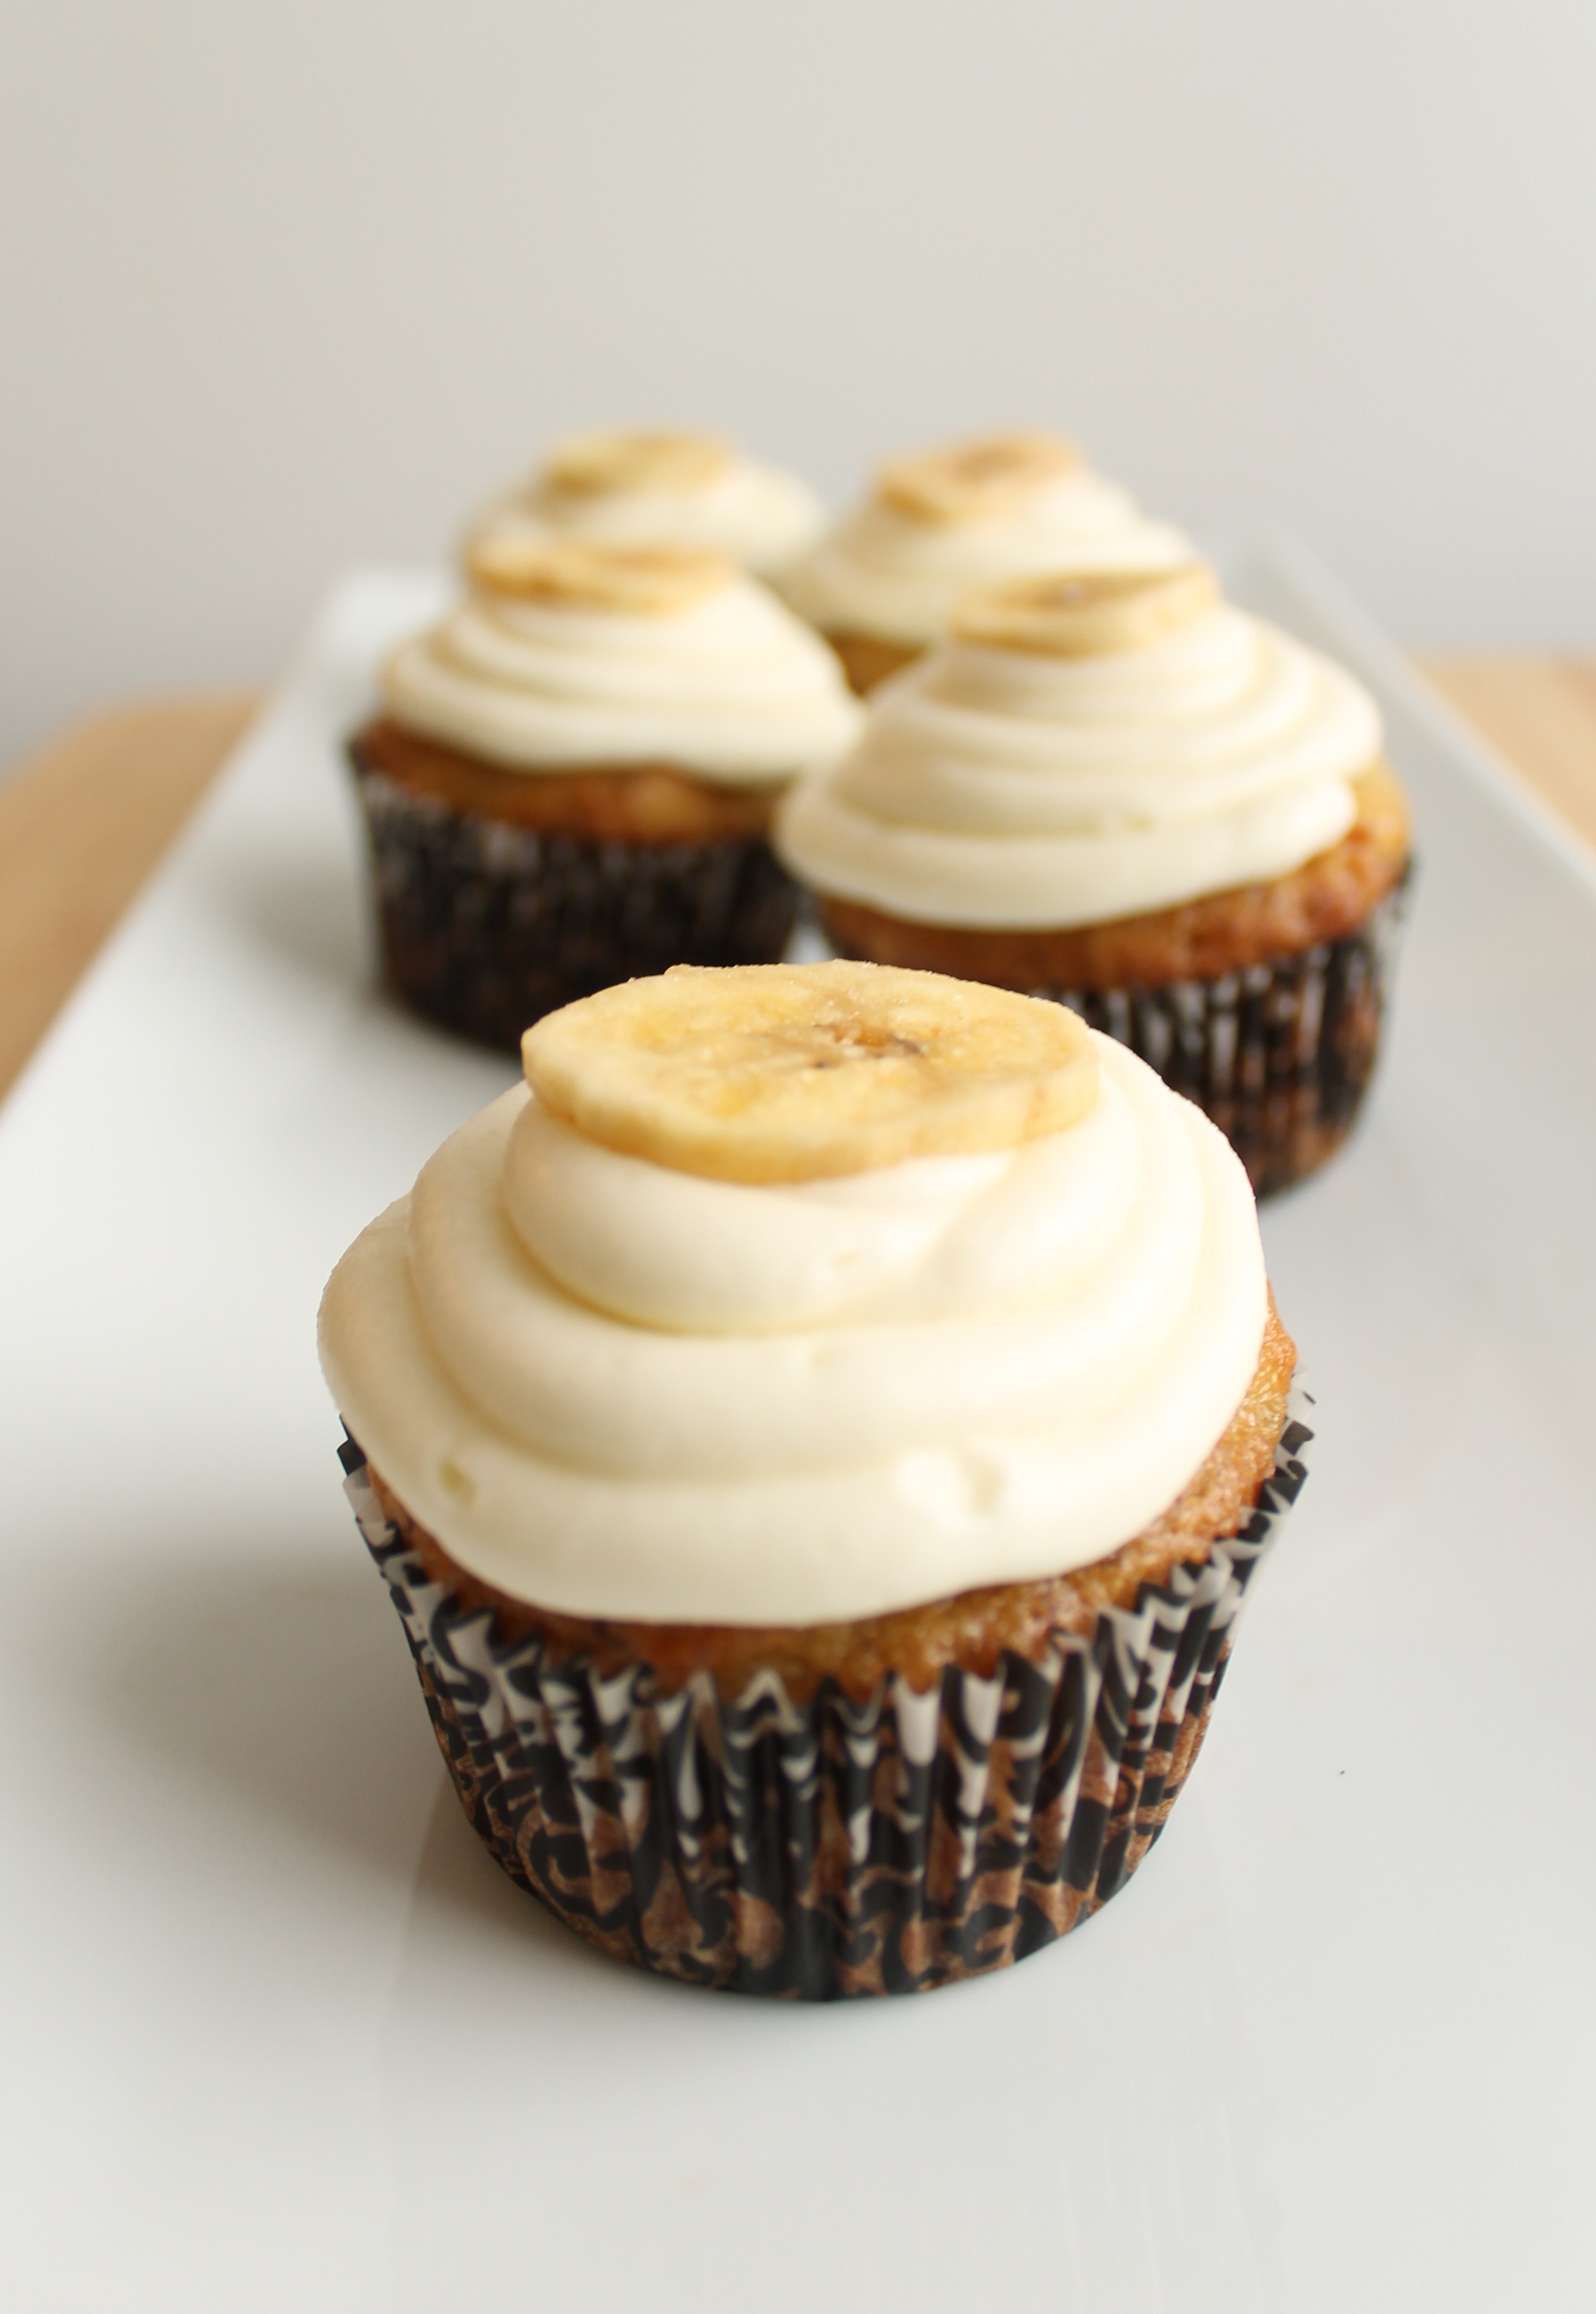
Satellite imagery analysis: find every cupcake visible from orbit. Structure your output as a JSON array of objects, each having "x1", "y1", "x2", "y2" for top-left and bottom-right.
[
  {"x1": 780, "y1": 429, "x2": 1190, "y2": 695},
  {"x1": 319, "y1": 959, "x2": 1312, "y2": 1998},
  {"x1": 778, "y1": 566, "x2": 1412, "y2": 1196},
  {"x1": 468, "y1": 426, "x2": 826, "y2": 581},
  {"x1": 349, "y1": 537, "x2": 861, "y2": 1050}
]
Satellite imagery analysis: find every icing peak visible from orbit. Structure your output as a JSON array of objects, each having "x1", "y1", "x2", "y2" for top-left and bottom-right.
[
  {"x1": 954, "y1": 562, "x2": 1219, "y2": 658},
  {"x1": 317, "y1": 1033, "x2": 1268, "y2": 1624},
  {"x1": 780, "y1": 433, "x2": 1192, "y2": 649},
  {"x1": 465, "y1": 535, "x2": 735, "y2": 616},
  {"x1": 776, "y1": 597, "x2": 1381, "y2": 927},
  {"x1": 542, "y1": 428, "x2": 733, "y2": 498},
  {"x1": 877, "y1": 431, "x2": 1081, "y2": 524},
  {"x1": 469, "y1": 428, "x2": 828, "y2": 581},
  {"x1": 381, "y1": 559, "x2": 863, "y2": 783}
]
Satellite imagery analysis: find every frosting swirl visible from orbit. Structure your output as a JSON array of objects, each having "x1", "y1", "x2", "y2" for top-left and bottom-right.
[
  {"x1": 470, "y1": 428, "x2": 827, "y2": 580},
  {"x1": 381, "y1": 544, "x2": 862, "y2": 784},
  {"x1": 316, "y1": 1034, "x2": 1267, "y2": 1626},
  {"x1": 775, "y1": 589, "x2": 1381, "y2": 927},
  {"x1": 781, "y1": 431, "x2": 1192, "y2": 648}
]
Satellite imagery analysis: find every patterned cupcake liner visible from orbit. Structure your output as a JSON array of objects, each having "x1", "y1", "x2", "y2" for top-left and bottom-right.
[
  {"x1": 1043, "y1": 875, "x2": 1411, "y2": 1198},
  {"x1": 350, "y1": 763, "x2": 800, "y2": 1052},
  {"x1": 341, "y1": 1390, "x2": 1312, "y2": 2000}
]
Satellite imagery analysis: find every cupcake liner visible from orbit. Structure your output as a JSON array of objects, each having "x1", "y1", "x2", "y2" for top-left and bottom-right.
[
  {"x1": 341, "y1": 1388, "x2": 1312, "y2": 2000},
  {"x1": 351, "y1": 763, "x2": 800, "y2": 1051},
  {"x1": 1044, "y1": 875, "x2": 1410, "y2": 1198}
]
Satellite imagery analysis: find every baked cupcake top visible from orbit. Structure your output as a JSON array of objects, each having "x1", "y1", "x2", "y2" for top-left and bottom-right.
[
  {"x1": 317, "y1": 962, "x2": 1269, "y2": 1626},
  {"x1": 780, "y1": 430, "x2": 1192, "y2": 649},
  {"x1": 468, "y1": 427, "x2": 827, "y2": 581},
  {"x1": 380, "y1": 538, "x2": 862, "y2": 784},
  {"x1": 775, "y1": 565, "x2": 1384, "y2": 927}
]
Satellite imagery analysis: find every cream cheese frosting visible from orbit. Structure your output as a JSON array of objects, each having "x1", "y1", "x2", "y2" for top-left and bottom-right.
[
  {"x1": 470, "y1": 428, "x2": 828, "y2": 581},
  {"x1": 781, "y1": 436, "x2": 1192, "y2": 648},
  {"x1": 775, "y1": 598, "x2": 1382, "y2": 927},
  {"x1": 317, "y1": 1033, "x2": 1268, "y2": 1626},
  {"x1": 381, "y1": 552, "x2": 863, "y2": 784}
]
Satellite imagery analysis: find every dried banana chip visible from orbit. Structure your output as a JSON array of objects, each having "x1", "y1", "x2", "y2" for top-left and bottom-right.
[{"x1": 522, "y1": 961, "x2": 1099, "y2": 1184}]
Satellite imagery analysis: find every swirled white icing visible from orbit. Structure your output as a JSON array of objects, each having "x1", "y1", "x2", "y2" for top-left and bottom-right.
[
  {"x1": 775, "y1": 606, "x2": 1381, "y2": 927},
  {"x1": 317, "y1": 1035, "x2": 1268, "y2": 1626},
  {"x1": 781, "y1": 469, "x2": 1192, "y2": 648},
  {"x1": 471, "y1": 438, "x2": 827, "y2": 579},
  {"x1": 381, "y1": 569, "x2": 863, "y2": 783}
]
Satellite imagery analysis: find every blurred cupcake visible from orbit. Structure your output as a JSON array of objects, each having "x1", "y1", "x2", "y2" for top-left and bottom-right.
[
  {"x1": 778, "y1": 566, "x2": 1411, "y2": 1195},
  {"x1": 468, "y1": 426, "x2": 826, "y2": 581},
  {"x1": 781, "y1": 429, "x2": 1190, "y2": 695},
  {"x1": 349, "y1": 537, "x2": 860, "y2": 1050},
  {"x1": 319, "y1": 959, "x2": 1312, "y2": 1998}
]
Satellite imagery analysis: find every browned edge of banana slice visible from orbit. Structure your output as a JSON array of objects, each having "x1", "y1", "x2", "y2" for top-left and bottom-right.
[
  {"x1": 954, "y1": 562, "x2": 1219, "y2": 658},
  {"x1": 543, "y1": 428, "x2": 734, "y2": 500},
  {"x1": 875, "y1": 430, "x2": 1081, "y2": 525},
  {"x1": 466, "y1": 534, "x2": 736, "y2": 615},
  {"x1": 522, "y1": 961, "x2": 1099, "y2": 1184}
]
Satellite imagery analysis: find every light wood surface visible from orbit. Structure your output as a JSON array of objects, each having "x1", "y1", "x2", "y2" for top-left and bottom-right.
[
  {"x1": 0, "y1": 693, "x2": 260, "y2": 1102},
  {"x1": 1420, "y1": 657, "x2": 1596, "y2": 854},
  {"x1": 0, "y1": 663, "x2": 1593, "y2": 1108}
]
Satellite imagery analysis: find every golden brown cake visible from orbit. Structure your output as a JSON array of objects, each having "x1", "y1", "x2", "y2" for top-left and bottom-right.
[{"x1": 353, "y1": 714, "x2": 778, "y2": 844}]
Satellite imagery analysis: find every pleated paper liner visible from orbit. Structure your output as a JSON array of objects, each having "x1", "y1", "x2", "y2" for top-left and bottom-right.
[
  {"x1": 341, "y1": 1388, "x2": 1312, "y2": 2000},
  {"x1": 1045, "y1": 876, "x2": 1409, "y2": 1197},
  {"x1": 349, "y1": 761, "x2": 800, "y2": 1053}
]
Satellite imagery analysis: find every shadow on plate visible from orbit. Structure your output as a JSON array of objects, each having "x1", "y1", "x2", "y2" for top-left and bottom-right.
[
  {"x1": 200, "y1": 834, "x2": 532, "y2": 1083},
  {"x1": 202, "y1": 837, "x2": 370, "y2": 996},
  {"x1": 404, "y1": 1774, "x2": 646, "y2": 1985},
  {"x1": 89, "y1": 1528, "x2": 686, "y2": 1966},
  {"x1": 91, "y1": 1536, "x2": 442, "y2": 1896}
]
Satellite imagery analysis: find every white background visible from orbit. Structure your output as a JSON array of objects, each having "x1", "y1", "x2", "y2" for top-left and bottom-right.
[{"x1": 3, "y1": 0, "x2": 1595, "y2": 769}]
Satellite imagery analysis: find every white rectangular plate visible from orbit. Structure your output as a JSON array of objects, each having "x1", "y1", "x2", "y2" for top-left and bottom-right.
[{"x1": 2, "y1": 552, "x2": 1593, "y2": 2313}]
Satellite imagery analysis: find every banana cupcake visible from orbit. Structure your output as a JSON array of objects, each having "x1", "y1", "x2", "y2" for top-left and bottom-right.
[
  {"x1": 778, "y1": 566, "x2": 1411, "y2": 1196},
  {"x1": 319, "y1": 960, "x2": 1312, "y2": 1999},
  {"x1": 780, "y1": 429, "x2": 1191, "y2": 695},
  {"x1": 468, "y1": 427, "x2": 826, "y2": 581},
  {"x1": 349, "y1": 537, "x2": 861, "y2": 1049}
]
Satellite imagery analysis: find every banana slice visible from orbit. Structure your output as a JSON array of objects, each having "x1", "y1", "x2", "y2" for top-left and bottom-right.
[
  {"x1": 543, "y1": 428, "x2": 733, "y2": 499},
  {"x1": 954, "y1": 562, "x2": 1218, "y2": 658},
  {"x1": 876, "y1": 430, "x2": 1079, "y2": 525},
  {"x1": 465, "y1": 534, "x2": 734, "y2": 615},
  {"x1": 522, "y1": 961, "x2": 1099, "y2": 1184}
]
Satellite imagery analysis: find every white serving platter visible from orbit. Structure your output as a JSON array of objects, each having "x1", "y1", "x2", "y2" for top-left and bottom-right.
[{"x1": 1, "y1": 550, "x2": 1593, "y2": 2313}]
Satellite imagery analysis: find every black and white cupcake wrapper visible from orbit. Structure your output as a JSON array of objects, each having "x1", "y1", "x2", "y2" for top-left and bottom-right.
[
  {"x1": 341, "y1": 1388, "x2": 1312, "y2": 2000},
  {"x1": 351, "y1": 762, "x2": 800, "y2": 1053},
  {"x1": 1044, "y1": 876, "x2": 1410, "y2": 1197}
]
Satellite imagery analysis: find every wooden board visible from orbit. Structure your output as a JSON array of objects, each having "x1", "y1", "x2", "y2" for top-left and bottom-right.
[
  {"x1": 0, "y1": 694, "x2": 259, "y2": 1101},
  {"x1": 1421, "y1": 657, "x2": 1596, "y2": 854},
  {"x1": 1, "y1": 662, "x2": 1592, "y2": 1107}
]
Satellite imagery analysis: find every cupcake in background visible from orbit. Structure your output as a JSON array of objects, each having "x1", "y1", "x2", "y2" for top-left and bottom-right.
[
  {"x1": 319, "y1": 959, "x2": 1312, "y2": 1998},
  {"x1": 781, "y1": 429, "x2": 1190, "y2": 695},
  {"x1": 778, "y1": 564, "x2": 1411, "y2": 1195},
  {"x1": 349, "y1": 537, "x2": 860, "y2": 1050},
  {"x1": 468, "y1": 426, "x2": 827, "y2": 582}
]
